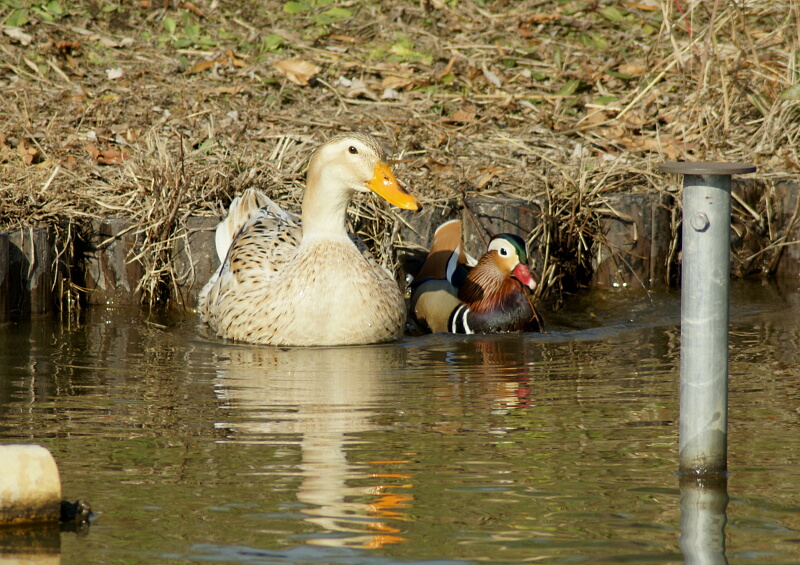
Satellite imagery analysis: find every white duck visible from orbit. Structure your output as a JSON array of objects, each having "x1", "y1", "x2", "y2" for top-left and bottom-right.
[{"x1": 199, "y1": 133, "x2": 421, "y2": 346}]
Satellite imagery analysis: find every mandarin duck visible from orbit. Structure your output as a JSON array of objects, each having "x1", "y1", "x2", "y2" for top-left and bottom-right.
[
  {"x1": 199, "y1": 133, "x2": 421, "y2": 346},
  {"x1": 409, "y1": 220, "x2": 542, "y2": 334}
]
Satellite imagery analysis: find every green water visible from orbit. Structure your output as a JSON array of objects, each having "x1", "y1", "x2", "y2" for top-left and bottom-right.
[{"x1": 1, "y1": 280, "x2": 800, "y2": 564}]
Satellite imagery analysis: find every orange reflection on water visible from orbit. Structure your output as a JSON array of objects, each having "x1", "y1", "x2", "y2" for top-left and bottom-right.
[{"x1": 213, "y1": 344, "x2": 415, "y2": 550}]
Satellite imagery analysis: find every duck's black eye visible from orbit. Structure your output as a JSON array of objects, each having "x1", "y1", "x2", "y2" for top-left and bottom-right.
[
  {"x1": 348, "y1": 146, "x2": 358, "y2": 154},
  {"x1": 500, "y1": 247, "x2": 509, "y2": 256}
]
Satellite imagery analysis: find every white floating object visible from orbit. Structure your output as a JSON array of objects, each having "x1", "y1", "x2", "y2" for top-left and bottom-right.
[{"x1": 0, "y1": 445, "x2": 62, "y2": 524}]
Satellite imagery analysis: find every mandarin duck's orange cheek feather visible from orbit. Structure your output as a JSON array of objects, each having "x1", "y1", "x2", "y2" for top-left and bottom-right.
[{"x1": 198, "y1": 132, "x2": 421, "y2": 347}]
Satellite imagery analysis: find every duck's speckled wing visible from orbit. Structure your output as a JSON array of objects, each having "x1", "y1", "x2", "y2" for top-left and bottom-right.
[
  {"x1": 220, "y1": 208, "x2": 301, "y2": 282},
  {"x1": 199, "y1": 188, "x2": 301, "y2": 323}
]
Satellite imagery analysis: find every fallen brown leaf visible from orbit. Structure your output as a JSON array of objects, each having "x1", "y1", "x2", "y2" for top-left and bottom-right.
[
  {"x1": 66, "y1": 54, "x2": 82, "y2": 73},
  {"x1": 617, "y1": 62, "x2": 646, "y2": 77},
  {"x1": 187, "y1": 59, "x2": 217, "y2": 74},
  {"x1": 783, "y1": 155, "x2": 800, "y2": 172},
  {"x1": 606, "y1": 125, "x2": 627, "y2": 138},
  {"x1": 338, "y1": 77, "x2": 378, "y2": 100},
  {"x1": 85, "y1": 144, "x2": 126, "y2": 165},
  {"x1": 381, "y1": 74, "x2": 415, "y2": 90},
  {"x1": 328, "y1": 33, "x2": 357, "y2": 44},
  {"x1": 442, "y1": 105, "x2": 477, "y2": 124},
  {"x1": 61, "y1": 155, "x2": 79, "y2": 170},
  {"x1": 583, "y1": 109, "x2": 611, "y2": 125},
  {"x1": 620, "y1": 135, "x2": 682, "y2": 160},
  {"x1": 201, "y1": 85, "x2": 247, "y2": 96},
  {"x1": 621, "y1": 111, "x2": 647, "y2": 128},
  {"x1": 18, "y1": 139, "x2": 41, "y2": 165},
  {"x1": 226, "y1": 50, "x2": 246, "y2": 68},
  {"x1": 473, "y1": 167, "x2": 506, "y2": 190},
  {"x1": 178, "y1": 1, "x2": 207, "y2": 18},
  {"x1": 425, "y1": 157, "x2": 457, "y2": 177},
  {"x1": 56, "y1": 41, "x2": 81, "y2": 55},
  {"x1": 519, "y1": 13, "x2": 561, "y2": 37},
  {"x1": 438, "y1": 56, "x2": 457, "y2": 80},
  {"x1": 272, "y1": 59, "x2": 321, "y2": 86},
  {"x1": 186, "y1": 50, "x2": 245, "y2": 75}
]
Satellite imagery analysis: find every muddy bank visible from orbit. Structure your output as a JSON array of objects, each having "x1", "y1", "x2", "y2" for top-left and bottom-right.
[{"x1": 1, "y1": 177, "x2": 798, "y2": 321}]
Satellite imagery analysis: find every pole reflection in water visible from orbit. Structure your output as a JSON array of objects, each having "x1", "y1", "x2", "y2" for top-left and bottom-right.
[
  {"x1": 679, "y1": 475, "x2": 728, "y2": 565},
  {"x1": 211, "y1": 343, "x2": 412, "y2": 549}
]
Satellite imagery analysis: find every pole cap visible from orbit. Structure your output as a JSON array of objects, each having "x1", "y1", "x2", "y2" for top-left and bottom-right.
[{"x1": 659, "y1": 162, "x2": 757, "y2": 175}]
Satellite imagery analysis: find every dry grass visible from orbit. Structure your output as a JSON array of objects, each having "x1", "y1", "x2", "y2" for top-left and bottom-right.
[{"x1": 1, "y1": 0, "x2": 799, "y2": 304}]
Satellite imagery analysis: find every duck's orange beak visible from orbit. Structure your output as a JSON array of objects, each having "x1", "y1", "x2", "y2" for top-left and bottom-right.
[{"x1": 367, "y1": 161, "x2": 422, "y2": 211}]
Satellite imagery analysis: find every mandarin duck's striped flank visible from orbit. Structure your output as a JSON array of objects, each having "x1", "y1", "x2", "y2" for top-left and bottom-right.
[
  {"x1": 198, "y1": 133, "x2": 421, "y2": 346},
  {"x1": 410, "y1": 220, "x2": 542, "y2": 335}
]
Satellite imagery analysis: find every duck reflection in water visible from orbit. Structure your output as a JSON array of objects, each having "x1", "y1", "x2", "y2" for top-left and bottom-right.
[
  {"x1": 211, "y1": 344, "x2": 412, "y2": 549},
  {"x1": 419, "y1": 334, "x2": 539, "y2": 429}
]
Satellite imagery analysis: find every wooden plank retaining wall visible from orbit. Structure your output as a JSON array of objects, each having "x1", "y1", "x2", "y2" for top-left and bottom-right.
[{"x1": 0, "y1": 179, "x2": 798, "y2": 320}]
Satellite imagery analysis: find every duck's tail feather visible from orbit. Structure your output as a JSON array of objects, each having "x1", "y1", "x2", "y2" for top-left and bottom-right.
[
  {"x1": 215, "y1": 188, "x2": 268, "y2": 262},
  {"x1": 214, "y1": 188, "x2": 298, "y2": 263}
]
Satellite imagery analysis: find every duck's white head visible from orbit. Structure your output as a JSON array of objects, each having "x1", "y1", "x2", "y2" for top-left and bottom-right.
[{"x1": 303, "y1": 133, "x2": 421, "y2": 237}]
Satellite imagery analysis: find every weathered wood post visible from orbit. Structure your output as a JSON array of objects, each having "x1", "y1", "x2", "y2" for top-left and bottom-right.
[
  {"x1": 773, "y1": 179, "x2": 800, "y2": 278},
  {"x1": 0, "y1": 232, "x2": 9, "y2": 323},
  {"x1": 8, "y1": 227, "x2": 57, "y2": 317},
  {"x1": 660, "y1": 162, "x2": 756, "y2": 476},
  {"x1": 172, "y1": 217, "x2": 220, "y2": 309},
  {"x1": 84, "y1": 218, "x2": 143, "y2": 306},
  {"x1": 592, "y1": 192, "x2": 673, "y2": 289}
]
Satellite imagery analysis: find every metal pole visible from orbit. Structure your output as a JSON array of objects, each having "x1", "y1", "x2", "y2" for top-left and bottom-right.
[{"x1": 660, "y1": 162, "x2": 756, "y2": 477}]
